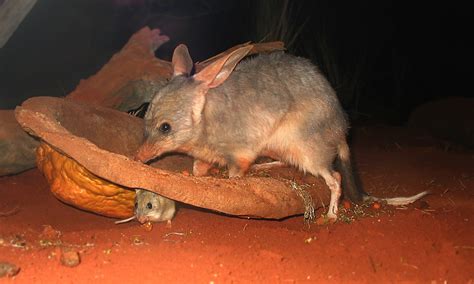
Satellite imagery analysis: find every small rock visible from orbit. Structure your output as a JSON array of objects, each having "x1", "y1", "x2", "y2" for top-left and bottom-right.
[
  {"x1": 0, "y1": 262, "x2": 20, "y2": 277},
  {"x1": 141, "y1": 221, "x2": 153, "y2": 232},
  {"x1": 60, "y1": 248, "x2": 81, "y2": 267}
]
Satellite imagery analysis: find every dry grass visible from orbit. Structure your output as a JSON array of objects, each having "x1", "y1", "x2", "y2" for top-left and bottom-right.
[
  {"x1": 250, "y1": 0, "x2": 307, "y2": 52},
  {"x1": 289, "y1": 180, "x2": 315, "y2": 223}
]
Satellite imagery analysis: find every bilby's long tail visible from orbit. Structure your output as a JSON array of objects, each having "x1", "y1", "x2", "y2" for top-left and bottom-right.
[
  {"x1": 335, "y1": 142, "x2": 429, "y2": 206},
  {"x1": 335, "y1": 142, "x2": 364, "y2": 203},
  {"x1": 363, "y1": 191, "x2": 430, "y2": 206}
]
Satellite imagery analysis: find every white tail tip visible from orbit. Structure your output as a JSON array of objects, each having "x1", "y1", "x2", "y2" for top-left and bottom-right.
[{"x1": 383, "y1": 191, "x2": 430, "y2": 206}]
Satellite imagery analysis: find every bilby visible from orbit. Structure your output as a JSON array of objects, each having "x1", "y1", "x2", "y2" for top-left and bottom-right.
[{"x1": 135, "y1": 44, "x2": 428, "y2": 219}]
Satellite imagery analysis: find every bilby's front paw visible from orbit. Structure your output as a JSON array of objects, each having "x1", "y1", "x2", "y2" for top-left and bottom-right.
[
  {"x1": 192, "y1": 159, "x2": 212, "y2": 177},
  {"x1": 228, "y1": 165, "x2": 246, "y2": 178}
]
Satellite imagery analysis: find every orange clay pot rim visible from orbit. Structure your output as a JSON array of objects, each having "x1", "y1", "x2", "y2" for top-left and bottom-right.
[{"x1": 15, "y1": 96, "x2": 326, "y2": 219}]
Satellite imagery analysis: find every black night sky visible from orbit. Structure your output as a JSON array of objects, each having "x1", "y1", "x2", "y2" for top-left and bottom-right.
[{"x1": 0, "y1": 1, "x2": 464, "y2": 125}]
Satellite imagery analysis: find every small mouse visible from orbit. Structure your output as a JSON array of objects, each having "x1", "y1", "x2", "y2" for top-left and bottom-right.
[
  {"x1": 135, "y1": 44, "x2": 428, "y2": 220},
  {"x1": 134, "y1": 189, "x2": 176, "y2": 223},
  {"x1": 115, "y1": 189, "x2": 176, "y2": 224}
]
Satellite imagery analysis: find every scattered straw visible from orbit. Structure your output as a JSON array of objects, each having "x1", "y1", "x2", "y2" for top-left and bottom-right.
[
  {"x1": 163, "y1": 232, "x2": 186, "y2": 238},
  {"x1": 289, "y1": 180, "x2": 315, "y2": 224},
  {"x1": 454, "y1": 245, "x2": 474, "y2": 250}
]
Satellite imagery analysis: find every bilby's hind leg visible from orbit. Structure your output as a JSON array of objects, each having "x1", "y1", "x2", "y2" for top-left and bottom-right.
[
  {"x1": 291, "y1": 144, "x2": 342, "y2": 219},
  {"x1": 320, "y1": 171, "x2": 342, "y2": 220},
  {"x1": 305, "y1": 164, "x2": 342, "y2": 220}
]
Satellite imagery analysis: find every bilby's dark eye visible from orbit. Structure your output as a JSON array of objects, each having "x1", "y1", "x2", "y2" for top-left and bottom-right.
[
  {"x1": 134, "y1": 202, "x2": 138, "y2": 209},
  {"x1": 159, "y1": 122, "x2": 171, "y2": 133},
  {"x1": 147, "y1": 202, "x2": 153, "y2": 209}
]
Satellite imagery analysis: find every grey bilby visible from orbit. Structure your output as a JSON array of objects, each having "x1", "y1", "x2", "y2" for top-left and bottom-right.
[{"x1": 135, "y1": 44, "x2": 428, "y2": 220}]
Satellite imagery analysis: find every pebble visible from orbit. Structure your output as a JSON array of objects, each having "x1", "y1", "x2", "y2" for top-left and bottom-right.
[
  {"x1": 60, "y1": 248, "x2": 81, "y2": 267},
  {"x1": 0, "y1": 262, "x2": 20, "y2": 278}
]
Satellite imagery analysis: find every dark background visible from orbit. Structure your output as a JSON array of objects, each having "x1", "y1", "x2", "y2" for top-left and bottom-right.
[{"x1": 0, "y1": 0, "x2": 465, "y2": 124}]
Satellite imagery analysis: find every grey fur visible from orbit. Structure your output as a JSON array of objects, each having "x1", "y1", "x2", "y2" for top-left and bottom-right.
[
  {"x1": 137, "y1": 45, "x2": 430, "y2": 219},
  {"x1": 138, "y1": 46, "x2": 360, "y2": 219},
  {"x1": 146, "y1": 52, "x2": 349, "y2": 170},
  {"x1": 134, "y1": 189, "x2": 176, "y2": 223}
]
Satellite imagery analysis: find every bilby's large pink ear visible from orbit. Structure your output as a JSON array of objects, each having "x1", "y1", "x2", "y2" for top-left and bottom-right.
[
  {"x1": 172, "y1": 44, "x2": 193, "y2": 77},
  {"x1": 193, "y1": 45, "x2": 253, "y2": 89},
  {"x1": 190, "y1": 45, "x2": 253, "y2": 125}
]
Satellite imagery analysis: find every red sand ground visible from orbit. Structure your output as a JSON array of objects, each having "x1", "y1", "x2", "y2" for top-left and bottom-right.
[{"x1": 1, "y1": 125, "x2": 473, "y2": 283}]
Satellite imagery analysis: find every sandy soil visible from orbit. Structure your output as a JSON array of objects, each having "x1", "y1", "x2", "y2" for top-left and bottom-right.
[{"x1": 0, "y1": 125, "x2": 473, "y2": 283}]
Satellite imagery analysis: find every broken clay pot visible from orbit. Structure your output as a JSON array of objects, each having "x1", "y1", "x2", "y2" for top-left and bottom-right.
[{"x1": 15, "y1": 96, "x2": 330, "y2": 219}]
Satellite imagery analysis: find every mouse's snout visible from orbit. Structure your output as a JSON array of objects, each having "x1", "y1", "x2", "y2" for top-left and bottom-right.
[{"x1": 137, "y1": 216, "x2": 148, "y2": 224}]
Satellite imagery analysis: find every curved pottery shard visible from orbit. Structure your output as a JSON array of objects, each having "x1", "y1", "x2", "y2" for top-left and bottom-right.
[
  {"x1": 36, "y1": 143, "x2": 135, "y2": 218},
  {"x1": 15, "y1": 96, "x2": 330, "y2": 219}
]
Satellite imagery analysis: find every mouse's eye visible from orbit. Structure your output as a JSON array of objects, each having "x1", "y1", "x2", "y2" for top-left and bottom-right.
[
  {"x1": 134, "y1": 202, "x2": 138, "y2": 209},
  {"x1": 159, "y1": 122, "x2": 171, "y2": 133},
  {"x1": 147, "y1": 202, "x2": 153, "y2": 209}
]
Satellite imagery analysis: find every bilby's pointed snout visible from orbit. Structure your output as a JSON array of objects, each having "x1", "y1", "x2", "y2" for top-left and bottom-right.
[{"x1": 135, "y1": 142, "x2": 159, "y2": 163}]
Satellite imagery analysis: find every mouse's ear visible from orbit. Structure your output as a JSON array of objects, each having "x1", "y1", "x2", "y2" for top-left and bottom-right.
[
  {"x1": 172, "y1": 44, "x2": 193, "y2": 77},
  {"x1": 193, "y1": 45, "x2": 253, "y2": 89}
]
